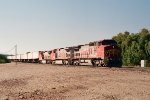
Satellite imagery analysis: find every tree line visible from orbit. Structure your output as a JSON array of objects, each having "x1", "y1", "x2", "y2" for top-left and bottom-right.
[{"x1": 112, "y1": 28, "x2": 150, "y2": 66}]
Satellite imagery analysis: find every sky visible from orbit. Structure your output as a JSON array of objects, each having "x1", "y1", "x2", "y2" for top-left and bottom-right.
[{"x1": 0, "y1": 0, "x2": 150, "y2": 54}]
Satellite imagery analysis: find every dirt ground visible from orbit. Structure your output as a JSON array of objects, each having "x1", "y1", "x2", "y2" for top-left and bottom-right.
[{"x1": 0, "y1": 63, "x2": 150, "y2": 100}]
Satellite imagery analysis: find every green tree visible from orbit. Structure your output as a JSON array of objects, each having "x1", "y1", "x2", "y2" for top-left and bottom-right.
[{"x1": 112, "y1": 28, "x2": 150, "y2": 66}]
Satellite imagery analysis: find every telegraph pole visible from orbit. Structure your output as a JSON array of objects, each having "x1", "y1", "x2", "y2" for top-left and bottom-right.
[{"x1": 15, "y1": 45, "x2": 17, "y2": 65}]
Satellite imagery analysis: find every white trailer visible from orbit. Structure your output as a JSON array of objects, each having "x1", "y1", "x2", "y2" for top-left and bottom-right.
[
  {"x1": 22, "y1": 54, "x2": 27, "y2": 59},
  {"x1": 32, "y1": 51, "x2": 39, "y2": 59},
  {"x1": 28, "y1": 52, "x2": 33, "y2": 60}
]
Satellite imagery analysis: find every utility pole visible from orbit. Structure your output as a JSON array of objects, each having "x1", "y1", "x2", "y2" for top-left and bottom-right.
[{"x1": 15, "y1": 45, "x2": 17, "y2": 65}]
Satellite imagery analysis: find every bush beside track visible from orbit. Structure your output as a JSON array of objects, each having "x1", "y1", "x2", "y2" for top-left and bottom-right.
[{"x1": 0, "y1": 54, "x2": 10, "y2": 63}]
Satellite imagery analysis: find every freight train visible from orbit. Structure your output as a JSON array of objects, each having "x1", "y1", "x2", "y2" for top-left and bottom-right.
[{"x1": 8, "y1": 39, "x2": 122, "y2": 67}]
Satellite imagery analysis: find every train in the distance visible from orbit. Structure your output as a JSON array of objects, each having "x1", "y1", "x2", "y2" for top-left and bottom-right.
[{"x1": 8, "y1": 39, "x2": 122, "y2": 67}]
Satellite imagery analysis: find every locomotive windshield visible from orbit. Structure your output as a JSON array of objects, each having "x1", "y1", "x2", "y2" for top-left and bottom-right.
[{"x1": 101, "y1": 40, "x2": 117, "y2": 45}]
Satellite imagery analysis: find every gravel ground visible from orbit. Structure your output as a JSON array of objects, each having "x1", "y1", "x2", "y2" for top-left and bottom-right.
[{"x1": 0, "y1": 63, "x2": 150, "y2": 100}]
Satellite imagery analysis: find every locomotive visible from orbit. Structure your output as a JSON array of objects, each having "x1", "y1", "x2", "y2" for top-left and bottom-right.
[{"x1": 8, "y1": 39, "x2": 122, "y2": 67}]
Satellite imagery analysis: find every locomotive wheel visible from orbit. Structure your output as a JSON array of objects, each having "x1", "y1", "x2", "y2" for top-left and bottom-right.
[
  {"x1": 62, "y1": 60, "x2": 65, "y2": 65},
  {"x1": 62, "y1": 60, "x2": 67, "y2": 65},
  {"x1": 96, "y1": 64, "x2": 99, "y2": 67},
  {"x1": 101, "y1": 63, "x2": 106, "y2": 67},
  {"x1": 47, "y1": 60, "x2": 51, "y2": 64},
  {"x1": 77, "y1": 62, "x2": 80, "y2": 66},
  {"x1": 91, "y1": 62, "x2": 94, "y2": 66},
  {"x1": 103, "y1": 59, "x2": 110, "y2": 67},
  {"x1": 50, "y1": 61, "x2": 52, "y2": 64},
  {"x1": 52, "y1": 61, "x2": 55, "y2": 64},
  {"x1": 91, "y1": 60, "x2": 95, "y2": 66},
  {"x1": 63, "y1": 60, "x2": 68, "y2": 65},
  {"x1": 74, "y1": 61, "x2": 80, "y2": 66},
  {"x1": 91, "y1": 60, "x2": 97, "y2": 67},
  {"x1": 73, "y1": 62, "x2": 77, "y2": 66},
  {"x1": 76, "y1": 62, "x2": 80, "y2": 66}
]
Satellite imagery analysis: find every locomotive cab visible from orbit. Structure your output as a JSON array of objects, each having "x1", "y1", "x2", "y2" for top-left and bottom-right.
[{"x1": 102, "y1": 40, "x2": 122, "y2": 67}]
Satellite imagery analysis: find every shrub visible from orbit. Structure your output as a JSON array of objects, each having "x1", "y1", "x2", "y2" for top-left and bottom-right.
[{"x1": 0, "y1": 54, "x2": 10, "y2": 63}]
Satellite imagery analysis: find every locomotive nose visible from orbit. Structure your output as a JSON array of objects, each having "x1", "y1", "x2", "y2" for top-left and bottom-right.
[{"x1": 104, "y1": 45, "x2": 122, "y2": 67}]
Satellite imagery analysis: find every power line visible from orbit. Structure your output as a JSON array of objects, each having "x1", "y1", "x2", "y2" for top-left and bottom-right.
[
  {"x1": 1, "y1": 45, "x2": 17, "y2": 55},
  {"x1": 4, "y1": 46, "x2": 15, "y2": 54}
]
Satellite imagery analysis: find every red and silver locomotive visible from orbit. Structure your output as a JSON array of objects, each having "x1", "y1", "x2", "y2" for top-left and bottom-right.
[{"x1": 43, "y1": 39, "x2": 122, "y2": 67}]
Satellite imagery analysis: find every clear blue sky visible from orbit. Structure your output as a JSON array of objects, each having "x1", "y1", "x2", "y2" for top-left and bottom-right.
[{"x1": 0, "y1": 0, "x2": 150, "y2": 54}]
